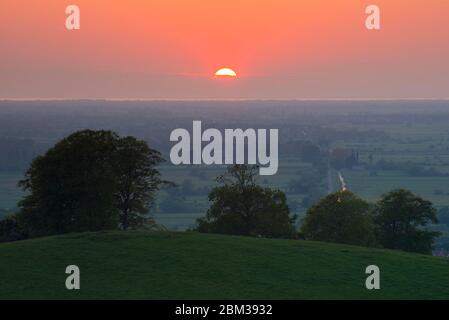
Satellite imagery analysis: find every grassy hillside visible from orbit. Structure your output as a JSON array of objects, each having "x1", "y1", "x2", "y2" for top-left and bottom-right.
[{"x1": 1, "y1": 231, "x2": 449, "y2": 299}]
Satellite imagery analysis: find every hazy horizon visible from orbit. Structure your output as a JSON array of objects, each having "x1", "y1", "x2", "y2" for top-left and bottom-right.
[
  {"x1": 2, "y1": 98, "x2": 449, "y2": 102},
  {"x1": 1, "y1": 0, "x2": 448, "y2": 100}
]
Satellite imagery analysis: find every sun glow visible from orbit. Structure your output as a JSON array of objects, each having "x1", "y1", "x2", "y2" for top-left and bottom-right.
[{"x1": 215, "y1": 68, "x2": 237, "y2": 78}]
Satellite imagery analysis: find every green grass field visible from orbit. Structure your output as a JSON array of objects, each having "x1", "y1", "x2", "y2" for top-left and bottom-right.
[{"x1": 1, "y1": 231, "x2": 449, "y2": 299}]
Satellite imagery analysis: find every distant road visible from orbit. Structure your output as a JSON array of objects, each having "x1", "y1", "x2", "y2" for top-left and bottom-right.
[
  {"x1": 338, "y1": 171, "x2": 348, "y2": 191},
  {"x1": 326, "y1": 151, "x2": 348, "y2": 194}
]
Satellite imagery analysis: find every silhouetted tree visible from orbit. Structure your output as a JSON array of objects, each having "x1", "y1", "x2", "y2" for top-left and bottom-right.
[
  {"x1": 300, "y1": 191, "x2": 375, "y2": 246},
  {"x1": 197, "y1": 165, "x2": 297, "y2": 238},
  {"x1": 17, "y1": 130, "x2": 167, "y2": 237},
  {"x1": 0, "y1": 213, "x2": 28, "y2": 242},
  {"x1": 373, "y1": 189, "x2": 439, "y2": 254},
  {"x1": 114, "y1": 136, "x2": 168, "y2": 230}
]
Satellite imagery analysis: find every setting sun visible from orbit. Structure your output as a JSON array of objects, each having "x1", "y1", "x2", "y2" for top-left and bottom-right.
[{"x1": 215, "y1": 68, "x2": 237, "y2": 78}]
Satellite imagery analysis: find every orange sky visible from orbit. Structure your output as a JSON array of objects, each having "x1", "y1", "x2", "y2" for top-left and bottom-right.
[{"x1": 1, "y1": 0, "x2": 448, "y2": 99}]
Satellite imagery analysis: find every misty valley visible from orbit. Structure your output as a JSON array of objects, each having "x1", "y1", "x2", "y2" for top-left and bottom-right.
[{"x1": 1, "y1": 100, "x2": 449, "y2": 251}]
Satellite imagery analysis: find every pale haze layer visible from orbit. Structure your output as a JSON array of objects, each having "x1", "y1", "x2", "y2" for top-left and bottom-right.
[{"x1": 1, "y1": 0, "x2": 448, "y2": 99}]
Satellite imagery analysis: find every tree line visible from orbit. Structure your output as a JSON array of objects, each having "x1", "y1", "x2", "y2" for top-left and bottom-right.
[
  {"x1": 197, "y1": 165, "x2": 439, "y2": 254},
  {"x1": 0, "y1": 130, "x2": 440, "y2": 255}
]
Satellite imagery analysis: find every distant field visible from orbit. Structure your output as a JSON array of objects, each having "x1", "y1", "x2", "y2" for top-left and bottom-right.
[
  {"x1": 1, "y1": 231, "x2": 449, "y2": 299},
  {"x1": 158, "y1": 159, "x2": 314, "y2": 192},
  {"x1": 343, "y1": 169, "x2": 449, "y2": 207},
  {"x1": 0, "y1": 172, "x2": 23, "y2": 212}
]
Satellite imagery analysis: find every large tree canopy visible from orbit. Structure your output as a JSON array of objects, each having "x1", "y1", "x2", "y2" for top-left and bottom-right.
[
  {"x1": 18, "y1": 130, "x2": 167, "y2": 237},
  {"x1": 114, "y1": 136, "x2": 168, "y2": 230},
  {"x1": 197, "y1": 165, "x2": 297, "y2": 238},
  {"x1": 300, "y1": 191, "x2": 375, "y2": 247},
  {"x1": 373, "y1": 189, "x2": 439, "y2": 254}
]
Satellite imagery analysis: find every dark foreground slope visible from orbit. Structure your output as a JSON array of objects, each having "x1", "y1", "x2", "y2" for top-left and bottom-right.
[{"x1": 0, "y1": 231, "x2": 448, "y2": 299}]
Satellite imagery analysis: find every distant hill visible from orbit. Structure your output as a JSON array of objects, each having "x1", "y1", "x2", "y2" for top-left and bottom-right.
[{"x1": 1, "y1": 231, "x2": 448, "y2": 299}]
